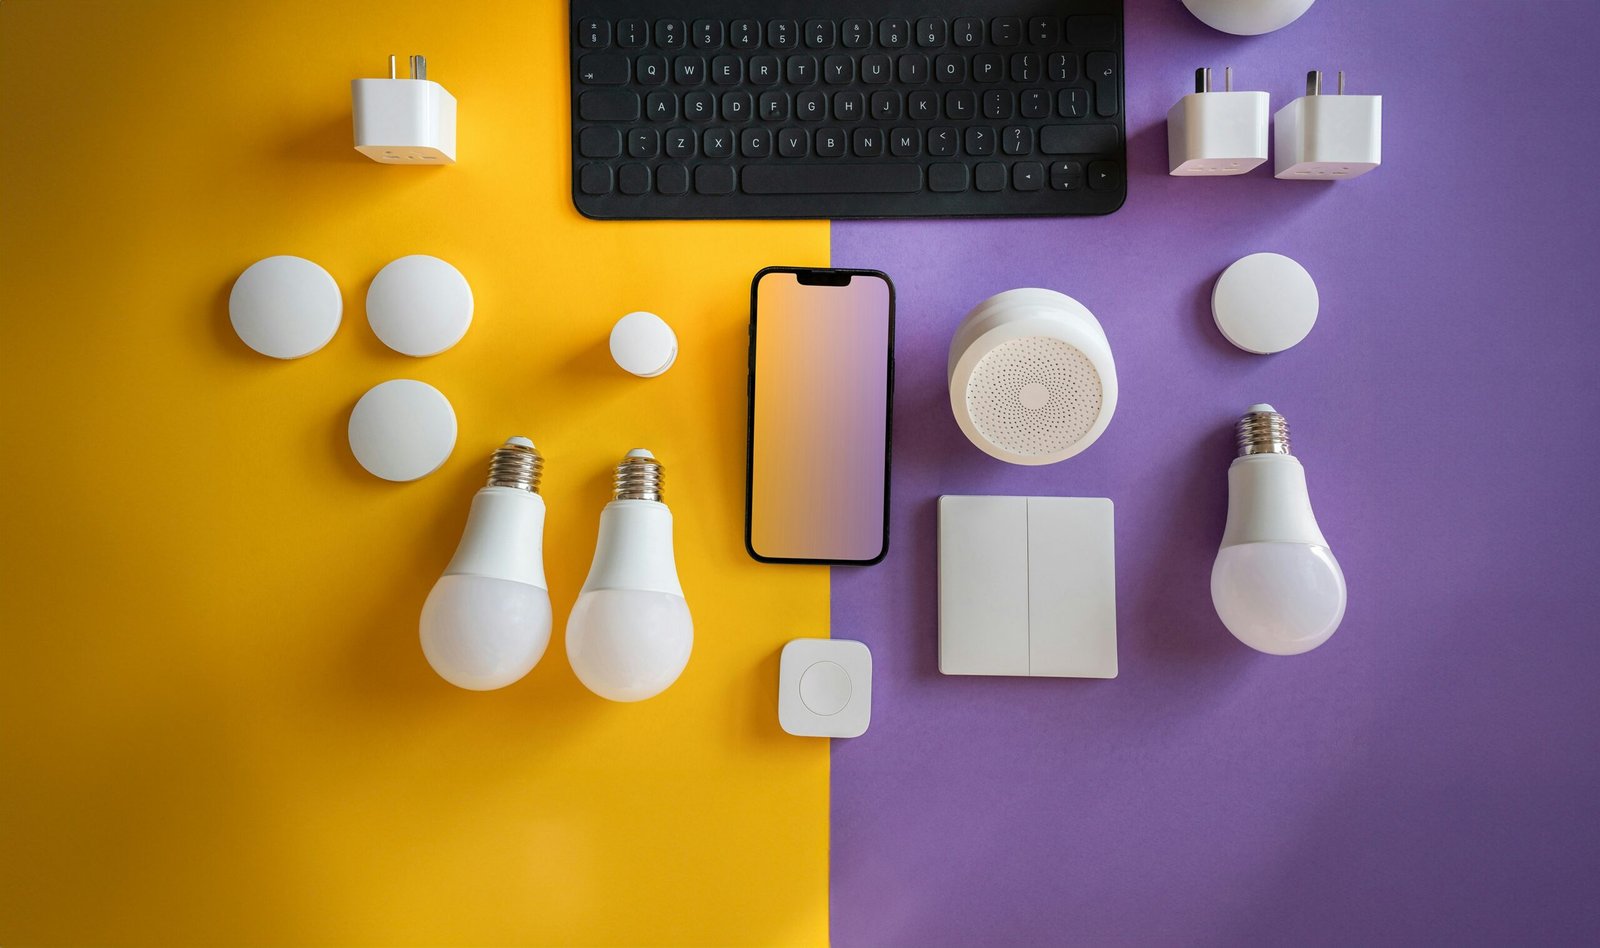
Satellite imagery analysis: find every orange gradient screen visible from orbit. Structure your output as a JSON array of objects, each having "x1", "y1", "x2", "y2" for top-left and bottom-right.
[{"x1": 750, "y1": 271, "x2": 892, "y2": 562}]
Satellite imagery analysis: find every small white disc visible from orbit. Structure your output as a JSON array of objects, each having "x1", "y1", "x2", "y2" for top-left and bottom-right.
[
  {"x1": 229, "y1": 256, "x2": 342, "y2": 359},
  {"x1": 347, "y1": 380, "x2": 457, "y2": 481},
  {"x1": 366, "y1": 255, "x2": 473, "y2": 357},
  {"x1": 609, "y1": 311, "x2": 678, "y2": 377},
  {"x1": 1212, "y1": 252, "x2": 1320, "y2": 354}
]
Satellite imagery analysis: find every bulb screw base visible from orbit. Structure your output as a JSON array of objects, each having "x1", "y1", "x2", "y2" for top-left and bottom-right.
[
  {"x1": 487, "y1": 438, "x2": 544, "y2": 492},
  {"x1": 614, "y1": 449, "x2": 665, "y2": 502},
  {"x1": 1236, "y1": 405, "x2": 1291, "y2": 457}
]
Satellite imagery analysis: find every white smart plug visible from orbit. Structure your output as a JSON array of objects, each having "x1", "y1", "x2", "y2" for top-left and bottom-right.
[
  {"x1": 1168, "y1": 67, "x2": 1269, "y2": 176},
  {"x1": 351, "y1": 55, "x2": 457, "y2": 164},
  {"x1": 1275, "y1": 70, "x2": 1382, "y2": 180}
]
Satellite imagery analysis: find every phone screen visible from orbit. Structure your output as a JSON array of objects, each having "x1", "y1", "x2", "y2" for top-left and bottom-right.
[{"x1": 747, "y1": 268, "x2": 894, "y2": 564}]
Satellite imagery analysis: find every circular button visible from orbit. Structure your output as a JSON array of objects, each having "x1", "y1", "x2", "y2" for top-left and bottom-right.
[
  {"x1": 366, "y1": 255, "x2": 473, "y2": 357},
  {"x1": 347, "y1": 379, "x2": 457, "y2": 481},
  {"x1": 1212, "y1": 252, "x2": 1319, "y2": 354},
  {"x1": 229, "y1": 255, "x2": 342, "y2": 359},
  {"x1": 798, "y1": 661, "x2": 852, "y2": 716}
]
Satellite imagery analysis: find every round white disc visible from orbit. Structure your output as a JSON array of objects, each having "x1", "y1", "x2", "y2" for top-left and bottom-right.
[
  {"x1": 347, "y1": 379, "x2": 457, "y2": 481},
  {"x1": 1212, "y1": 252, "x2": 1320, "y2": 354},
  {"x1": 366, "y1": 255, "x2": 473, "y2": 357},
  {"x1": 609, "y1": 311, "x2": 678, "y2": 377},
  {"x1": 229, "y1": 255, "x2": 342, "y2": 359},
  {"x1": 799, "y1": 661, "x2": 852, "y2": 716},
  {"x1": 1181, "y1": 0, "x2": 1316, "y2": 35}
]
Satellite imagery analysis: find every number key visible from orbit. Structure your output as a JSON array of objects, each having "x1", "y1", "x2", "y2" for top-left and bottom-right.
[
  {"x1": 917, "y1": 17, "x2": 947, "y2": 47},
  {"x1": 731, "y1": 19, "x2": 759, "y2": 49},
  {"x1": 843, "y1": 18, "x2": 872, "y2": 48},
  {"x1": 655, "y1": 20, "x2": 685, "y2": 49},
  {"x1": 693, "y1": 19, "x2": 722, "y2": 49},
  {"x1": 768, "y1": 19, "x2": 797, "y2": 50},
  {"x1": 617, "y1": 19, "x2": 646, "y2": 48},
  {"x1": 953, "y1": 17, "x2": 983, "y2": 47},
  {"x1": 806, "y1": 19, "x2": 835, "y2": 48},
  {"x1": 878, "y1": 19, "x2": 908, "y2": 48}
]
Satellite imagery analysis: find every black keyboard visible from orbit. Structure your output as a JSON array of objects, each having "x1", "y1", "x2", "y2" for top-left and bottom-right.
[{"x1": 568, "y1": 1, "x2": 1126, "y2": 220}]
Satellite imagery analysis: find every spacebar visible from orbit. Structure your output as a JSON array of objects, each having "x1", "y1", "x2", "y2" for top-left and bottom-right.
[{"x1": 741, "y1": 163, "x2": 923, "y2": 195}]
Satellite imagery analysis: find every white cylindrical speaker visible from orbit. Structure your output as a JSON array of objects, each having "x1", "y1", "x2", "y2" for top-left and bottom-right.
[{"x1": 947, "y1": 288, "x2": 1118, "y2": 465}]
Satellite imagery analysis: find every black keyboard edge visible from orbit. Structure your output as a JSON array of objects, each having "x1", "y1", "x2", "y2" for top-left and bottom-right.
[{"x1": 568, "y1": 0, "x2": 1126, "y2": 221}]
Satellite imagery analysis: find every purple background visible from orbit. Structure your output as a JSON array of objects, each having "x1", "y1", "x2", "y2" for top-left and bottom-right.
[{"x1": 829, "y1": 2, "x2": 1600, "y2": 944}]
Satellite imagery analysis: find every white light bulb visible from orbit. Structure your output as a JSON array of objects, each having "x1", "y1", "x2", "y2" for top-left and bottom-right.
[
  {"x1": 420, "y1": 438, "x2": 552, "y2": 690},
  {"x1": 566, "y1": 449, "x2": 692, "y2": 702},
  {"x1": 1211, "y1": 406, "x2": 1346, "y2": 655}
]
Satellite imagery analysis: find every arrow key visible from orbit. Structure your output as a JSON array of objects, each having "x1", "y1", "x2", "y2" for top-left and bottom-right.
[
  {"x1": 1087, "y1": 159, "x2": 1120, "y2": 191},
  {"x1": 1013, "y1": 161, "x2": 1043, "y2": 191}
]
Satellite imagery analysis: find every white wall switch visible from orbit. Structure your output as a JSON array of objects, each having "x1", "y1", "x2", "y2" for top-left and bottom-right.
[{"x1": 939, "y1": 496, "x2": 1117, "y2": 679}]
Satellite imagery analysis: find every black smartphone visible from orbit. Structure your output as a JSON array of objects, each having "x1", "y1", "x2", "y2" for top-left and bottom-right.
[{"x1": 745, "y1": 267, "x2": 895, "y2": 565}]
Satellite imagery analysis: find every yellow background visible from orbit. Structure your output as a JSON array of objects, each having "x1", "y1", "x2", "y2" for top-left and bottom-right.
[{"x1": 0, "y1": 2, "x2": 830, "y2": 943}]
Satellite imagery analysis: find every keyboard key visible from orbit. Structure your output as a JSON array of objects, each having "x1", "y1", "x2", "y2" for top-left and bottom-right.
[
  {"x1": 646, "y1": 91, "x2": 676, "y2": 120},
  {"x1": 742, "y1": 163, "x2": 922, "y2": 194},
  {"x1": 778, "y1": 127, "x2": 809, "y2": 156},
  {"x1": 768, "y1": 19, "x2": 797, "y2": 50},
  {"x1": 973, "y1": 54, "x2": 1003, "y2": 82},
  {"x1": 750, "y1": 55, "x2": 780, "y2": 84},
  {"x1": 889, "y1": 127, "x2": 920, "y2": 156},
  {"x1": 788, "y1": 55, "x2": 817, "y2": 84},
  {"x1": 759, "y1": 91, "x2": 790, "y2": 120},
  {"x1": 619, "y1": 163, "x2": 651, "y2": 194},
  {"x1": 928, "y1": 162, "x2": 968, "y2": 191},
  {"x1": 976, "y1": 161, "x2": 1005, "y2": 191},
  {"x1": 655, "y1": 20, "x2": 685, "y2": 50},
  {"x1": 637, "y1": 55, "x2": 667, "y2": 85},
  {"x1": 945, "y1": 90, "x2": 975, "y2": 120},
  {"x1": 685, "y1": 90, "x2": 715, "y2": 121},
  {"x1": 722, "y1": 91, "x2": 753, "y2": 121},
  {"x1": 823, "y1": 55, "x2": 853, "y2": 83},
  {"x1": 711, "y1": 56, "x2": 741, "y2": 83},
  {"x1": 934, "y1": 54, "x2": 965, "y2": 83},
  {"x1": 579, "y1": 127, "x2": 622, "y2": 158},
  {"x1": 692, "y1": 19, "x2": 722, "y2": 49},
  {"x1": 928, "y1": 126, "x2": 957, "y2": 156},
  {"x1": 665, "y1": 127, "x2": 696, "y2": 157},
  {"x1": 1029, "y1": 17, "x2": 1059, "y2": 46},
  {"x1": 617, "y1": 19, "x2": 647, "y2": 48},
  {"x1": 579, "y1": 162, "x2": 612, "y2": 194},
  {"x1": 878, "y1": 19, "x2": 909, "y2": 48},
  {"x1": 1059, "y1": 88, "x2": 1088, "y2": 118},
  {"x1": 1002, "y1": 125, "x2": 1033, "y2": 155},
  {"x1": 675, "y1": 56, "x2": 705, "y2": 84},
  {"x1": 983, "y1": 90, "x2": 1013, "y2": 119},
  {"x1": 1087, "y1": 52, "x2": 1118, "y2": 116},
  {"x1": 916, "y1": 17, "x2": 947, "y2": 47},
  {"x1": 1049, "y1": 52, "x2": 1078, "y2": 82},
  {"x1": 990, "y1": 17, "x2": 1021, "y2": 46},
  {"x1": 853, "y1": 128, "x2": 884, "y2": 156},
  {"x1": 843, "y1": 19, "x2": 873, "y2": 48},
  {"x1": 898, "y1": 54, "x2": 929, "y2": 83},
  {"x1": 580, "y1": 90, "x2": 640, "y2": 121},
  {"x1": 695, "y1": 164, "x2": 736, "y2": 194},
  {"x1": 871, "y1": 90, "x2": 902, "y2": 119},
  {"x1": 731, "y1": 19, "x2": 760, "y2": 49},
  {"x1": 742, "y1": 127, "x2": 772, "y2": 157},
  {"x1": 1040, "y1": 124, "x2": 1118, "y2": 154},
  {"x1": 862, "y1": 55, "x2": 892, "y2": 84},
  {"x1": 806, "y1": 19, "x2": 835, "y2": 49},
  {"x1": 578, "y1": 54, "x2": 629, "y2": 85},
  {"x1": 703, "y1": 128, "x2": 734, "y2": 157},
  {"x1": 1067, "y1": 16, "x2": 1116, "y2": 48},
  {"x1": 578, "y1": 18, "x2": 610, "y2": 49},
  {"x1": 797, "y1": 91, "x2": 826, "y2": 119},
  {"x1": 965, "y1": 126, "x2": 994, "y2": 156},
  {"x1": 1013, "y1": 161, "x2": 1043, "y2": 190},
  {"x1": 1088, "y1": 159, "x2": 1120, "y2": 190},
  {"x1": 833, "y1": 91, "x2": 865, "y2": 121},
  {"x1": 658, "y1": 163, "x2": 689, "y2": 194},
  {"x1": 908, "y1": 90, "x2": 938, "y2": 119},
  {"x1": 1050, "y1": 160, "x2": 1084, "y2": 190},
  {"x1": 1019, "y1": 89, "x2": 1049, "y2": 118},
  {"x1": 816, "y1": 128, "x2": 846, "y2": 157},
  {"x1": 1011, "y1": 53, "x2": 1040, "y2": 82},
  {"x1": 628, "y1": 128, "x2": 659, "y2": 157},
  {"x1": 953, "y1": 18, "x2": 983, "y2": 47}
]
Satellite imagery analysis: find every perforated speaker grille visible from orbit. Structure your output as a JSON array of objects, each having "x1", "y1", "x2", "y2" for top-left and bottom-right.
[{"x1": 964, "y1": 336, "x2": 1104, "y2": 457}]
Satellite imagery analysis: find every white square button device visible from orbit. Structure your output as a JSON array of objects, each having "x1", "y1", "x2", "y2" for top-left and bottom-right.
[
  {"x1": 939, "y1": 496, "x2": 1117, "y2": 679},
  {"x1": 779, "y1": 638, "x2": 872, "y2": 738}
]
